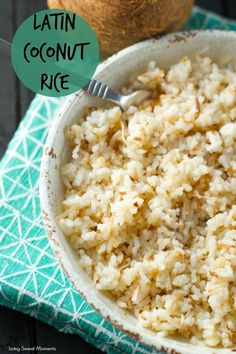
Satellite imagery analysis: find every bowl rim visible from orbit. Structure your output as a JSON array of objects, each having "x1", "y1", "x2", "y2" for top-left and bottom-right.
[{"x1": 40, "y1": 30, "x2": 236, "y2": 354}]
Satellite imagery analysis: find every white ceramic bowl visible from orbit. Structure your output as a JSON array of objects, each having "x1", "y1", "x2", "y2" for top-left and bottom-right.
[{"x1": 40, "y1": 30, "x2": 236, "y2": 354}]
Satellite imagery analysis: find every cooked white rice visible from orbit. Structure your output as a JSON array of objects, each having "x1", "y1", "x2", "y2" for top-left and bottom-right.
[{"x1": 58, "y1": 55, "x2": 236, "y2": 347}]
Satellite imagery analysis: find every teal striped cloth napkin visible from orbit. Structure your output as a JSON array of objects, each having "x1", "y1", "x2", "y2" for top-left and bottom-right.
[{"x1": 1, "y1": 7, "x2": 236, "y2": 354}]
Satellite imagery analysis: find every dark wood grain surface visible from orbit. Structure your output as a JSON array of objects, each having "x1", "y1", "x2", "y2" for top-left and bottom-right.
[{"x1": 0, "y1": 0, "x2": 236, "y2": 353}]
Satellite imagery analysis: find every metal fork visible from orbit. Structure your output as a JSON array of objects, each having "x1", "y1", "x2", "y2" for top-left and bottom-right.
[{"x1": 83, "y1": 79, "x2": 151, "y2": 110}]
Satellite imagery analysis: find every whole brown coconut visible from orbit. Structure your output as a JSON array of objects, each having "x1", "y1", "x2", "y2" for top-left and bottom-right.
[{"x1": 48, "y1": 0, "x2": 193, "y2": 58}]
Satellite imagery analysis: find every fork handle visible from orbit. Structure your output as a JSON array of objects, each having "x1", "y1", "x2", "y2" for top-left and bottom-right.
[{"x1": 83, "y1": 79, "x2": 121, "y2": 105}]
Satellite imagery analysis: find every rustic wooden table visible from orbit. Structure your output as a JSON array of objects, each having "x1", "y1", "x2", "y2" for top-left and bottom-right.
[{"x1": 0, "y1": 0, "x2": 236, "y2": 353}]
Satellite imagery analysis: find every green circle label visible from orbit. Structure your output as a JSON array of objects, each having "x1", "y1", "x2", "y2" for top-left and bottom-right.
[{"x1": 11, "y1": 10, "x2": 100, "y2": 97}]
